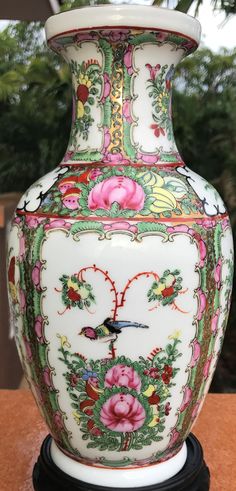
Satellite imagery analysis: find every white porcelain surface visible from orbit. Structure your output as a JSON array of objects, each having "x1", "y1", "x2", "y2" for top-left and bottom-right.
[
  {"x1": 45, "y1": 6, "x2": 201, "y2": 44},
  {"x1": 51, "y1": 439, "x2": 187, "y2": 487}
]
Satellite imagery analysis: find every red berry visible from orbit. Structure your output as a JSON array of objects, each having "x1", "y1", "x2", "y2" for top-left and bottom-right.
[
  {"x1": 148, "y1": 392, "x2": 160, "y2": 405},
  {"x1": 162, "y1": 286, "x2": 174, "y2": 297},
  {"x1": 77, "y1": 84, "x2": 89, "y2": 103}
]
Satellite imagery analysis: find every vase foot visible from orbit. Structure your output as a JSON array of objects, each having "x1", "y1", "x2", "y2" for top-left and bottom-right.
[{"x1": 33, "y1": 433, "x2": 210, "y2": 491}]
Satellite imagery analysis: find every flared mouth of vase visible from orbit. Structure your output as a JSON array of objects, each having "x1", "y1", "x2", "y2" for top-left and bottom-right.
[{"x1": 45, "y1": 5, "x2": 201, "y2": 46}]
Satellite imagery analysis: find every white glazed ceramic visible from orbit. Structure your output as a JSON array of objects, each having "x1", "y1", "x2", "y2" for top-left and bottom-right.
[{"x1": 7, "y1": 6, "x2": 233, "y2": 487}]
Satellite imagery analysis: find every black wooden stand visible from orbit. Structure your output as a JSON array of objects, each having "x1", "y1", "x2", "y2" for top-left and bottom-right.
[{"x1": 33, "y1": 433, "x2": 210, "y2": 491}]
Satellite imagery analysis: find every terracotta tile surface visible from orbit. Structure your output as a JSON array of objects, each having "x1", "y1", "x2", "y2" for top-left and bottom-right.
[{"x1": 1, "y1": 391, "x2": 235, "y2": 491}]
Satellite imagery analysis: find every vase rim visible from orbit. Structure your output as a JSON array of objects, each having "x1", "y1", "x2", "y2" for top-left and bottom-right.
[{"x1": 45, "y1": 5, "x2": 201, "y2": 45}]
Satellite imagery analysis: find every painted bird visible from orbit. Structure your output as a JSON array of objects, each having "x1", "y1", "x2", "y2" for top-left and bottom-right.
[{"x1": 79, "y1": 317, "x2": 149, "y2": 341}]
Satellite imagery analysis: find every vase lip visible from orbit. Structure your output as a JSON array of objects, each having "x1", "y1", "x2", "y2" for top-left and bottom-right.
[{"x1": 45, "y1": 5, "x2": 201, "y2": 45}]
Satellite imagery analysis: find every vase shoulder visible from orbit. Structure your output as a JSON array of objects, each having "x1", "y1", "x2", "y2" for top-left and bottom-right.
[{"x1": 16, "y1": 164, "x2": 227, "y2": 222}]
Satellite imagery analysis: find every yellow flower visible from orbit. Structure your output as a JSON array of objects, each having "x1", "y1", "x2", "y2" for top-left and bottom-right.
[
  {"x1": 143, "y1": 384, "x2": 156, "y2": 397},
  {"x1": 153, "y1": 282, "x2": 165, "y2": 296},
  {"x1": 78, "y1": 73, "x2": 92, "y2": 88},
  {"x1": 168, "y1": 330, "x2": 181, "y2": 340},
  {"x1": 56, "y1": 334, "x2": 71, "y2": 349},
  {"x1": 148, "y1": 412, "x2": 160, "y2": 427},
  {"x1": 77, "y1": 100, "x2": 85, "y2": 119},
  {"x1": 67, "y1": 278, "x2": 79, "y2": 291},
  {"x1": 73, "y1": 411, "x2": 81, "y2": 425},
  {"x1": 157, "y1": 91, "x2": 168, "y2": 113},
  {"x1": 9, "y1": 282, "x2": 18, "y2": 303}
]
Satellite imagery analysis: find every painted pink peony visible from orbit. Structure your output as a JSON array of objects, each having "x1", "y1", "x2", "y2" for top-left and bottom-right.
[
  {"x1": 88, "y1": 176, "x2": 145, "y2": 211},
  {"x1": 105, "y1": 364, "x2": 141, "y2": 392},
  {"x1": 100, "y1": 393, "x2": 146, "y2": 432}
]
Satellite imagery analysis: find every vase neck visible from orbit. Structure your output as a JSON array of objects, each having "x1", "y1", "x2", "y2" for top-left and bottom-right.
[{"x1": 50, "y1": 28, "x2": 197, "y2": 166}]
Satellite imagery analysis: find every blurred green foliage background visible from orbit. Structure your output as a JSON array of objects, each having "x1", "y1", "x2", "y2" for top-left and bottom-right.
[{"x1": 0, "y1": 21, "x2": 235, "y2": 391}]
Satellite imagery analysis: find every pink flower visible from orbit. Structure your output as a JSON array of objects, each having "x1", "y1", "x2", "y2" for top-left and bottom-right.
[
  {"x1": 25, "y1": 216, "x2": 44, "y2": 229},
  {"x1": 34, "y1": 315, "x2": 44, "y2": 343},
  {"x1": 156, "y1": 31, "x2": 168, "y2": 42},
  {"x1": 74, "y1": 33, "x2": 96, "y2": 42},
  {"x1": 123, "y1": 99, "x2": 133, "y2": 124},
  {"x1": 198, "y1": 239, "x2": 207, "y2": 267},
  {"x1": 222, "y1": 218, "x2": 230, "y2": 230},
  {"x1": 182, "y1": 40, "x2": 195, "y2": 51},
  {"x1": 167, "y1": 224, "x2": 191, "y2": 235},
  {"x1": 88, "y1": 176, "x2": 145, "y2": 211},
  {"x1": 32, "y1": 260, "x2": 42, "y2": 290},
  {"x1": 179, "y1": 387, "x2": 192, "y2": 413},
  {"x1": 191, "y1": 400, "x2": 201, "y2": 420},
  {"x1": 196, "y1": 218, "x2": 216, "y2": 229},
  {"x1": 211, "y1": 308, "x2": 220, "y2": 335},
  {"x1": 105, "y1": 364, "x2": 141, "y2": 392},
  {"x1": 63, "y1": 150, "x2": 75, "y2": 162},
  {"x1": 197, "y1": 289, "x2": 207, "y2": 321},
  {"x1": 203, "y1": 357, "x2": 212, "y2": 380},
  {"x1": 44, "y1": 219, "x2": 71, "y2": 231},
  {"x1": 101, "y1": 30, "x2": 129, "y2": 42},
  {"x1": 103, "y1": 152, "x2": 130, "y2": 165},
  {"x1": 104, "y1": 221, "x2": 138, "y2": 234},
  {"x1": 214, "y1": 258, "x2": 222, "y2": 290},
  {"x1": 19, "y1": 289, "x2": 26, "y2": 313},
  {"x1": 189, "y1": 340, "x2": 201, "y2": 368},
  {"x1": 100, "y1": 393, "x2": 146, "y2": 432},
  {"x1": 43, "y1": 367, "x2": 53, "y2": 389},
  {"x1": 89, "y1": 169, "x2": 103, "y2": 180},
  {"x1": 101, "y1": 73, "x2": 111, "y2": 103},
  {"x1": 102, "y1": 127, "x2": 111, "y2": 153},
  {"x1": 145, "y1": 63, "x2": 161, "y2": 81},
  {"x1": 168, "y1": 428, "x2": 180, "y2": 447},
  {"x1": 14, "y1": 217, "x2": 21, "y2": 224},
  {"x1": 136, "y1": 152, "x2": 159, "y2": 164},
  {"x1": 124, "y1": 45, "x2": 134, "y2": 75},
  {"x1": 54, "y1": 411, "x2": 64, "y2": 430}
]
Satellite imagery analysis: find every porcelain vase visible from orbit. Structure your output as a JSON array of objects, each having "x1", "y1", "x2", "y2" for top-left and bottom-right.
[{"x1": 7, "y1": 6, "x2": 233, "y2": 488}]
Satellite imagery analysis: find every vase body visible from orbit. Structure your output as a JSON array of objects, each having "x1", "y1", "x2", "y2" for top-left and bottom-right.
[{"x1": 7, "y1": 6, "x2": 233, "y2": 487}]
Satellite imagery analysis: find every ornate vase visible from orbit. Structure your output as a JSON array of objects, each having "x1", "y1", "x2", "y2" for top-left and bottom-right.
[{"x1": 7, "y1": 6, "x2": 233, "y2": 489}]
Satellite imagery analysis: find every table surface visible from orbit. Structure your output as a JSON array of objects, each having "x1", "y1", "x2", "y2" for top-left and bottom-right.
[{"x1": 1, "y1": 391, "x2": 235, "y2": 491}]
